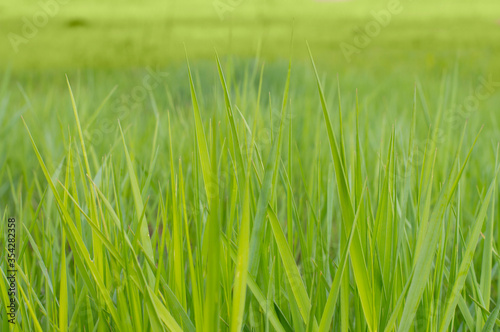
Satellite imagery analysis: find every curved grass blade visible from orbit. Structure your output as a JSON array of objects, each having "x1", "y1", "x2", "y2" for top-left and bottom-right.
[
  {"x1": 439, "y1": 167, "x2": 499, "y2": 332},
  {"x1": 248, "y1": 57, "x2": 291, "y2": 277},
  {"x1": 319, "y1": 184, "x2": 366, "y2": 331},
  {"x1": 398, "y1": 125, "x2": 482, "y2": 332},
  {"x1": 307, "y1": 43, "x2": 375, "y2": 331},
  {"x1": 267, "y1": 206, "x2": 318, "y2": 330},
  {"x1": 482, "y1": 305, "x2": 500, "y2": 332}
]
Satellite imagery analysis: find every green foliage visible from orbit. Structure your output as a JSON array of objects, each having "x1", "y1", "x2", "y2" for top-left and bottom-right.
[{"x1": 2, "y1": 52, "x2": 500, "y2": 331}]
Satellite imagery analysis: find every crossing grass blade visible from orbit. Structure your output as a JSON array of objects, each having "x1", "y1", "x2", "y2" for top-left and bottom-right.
[
  {"x1": 319, "y1": 183, "x2": 366, "y2": 332},
  {"x1": 19, "y1": 285, "x2": 43, "y2": 332},
  {"x1": 22, "y1": 117, "x2": 123, "y2": 330},
  {"x1": 230, "y1": 106, "x2": 255, "y2": 331},
  {"x1": 267, "y1": 206, "x2": 318, "y2": 329},
  {"x1": 398, "y1": 125, "x2": 482, "y2": 332},
  {"x1": 482, "y1": 305, "x2": 500, "y2": 332},
  {"x1": 179, "y1": 160, "x2": 204, "y2": 331},
  {"x1": 248, "y1": 57, "x2": 291, "y2": 277},
  {"x1": 215, "y1": 50, "x2": 245, "y2": 180},
  {"x1": 119, "y1": 122, "x2": 155, "y2": 284},
  {"x1": 479, "y1": 144, "x2": 499, "y2": 310},
  {"x1": 307, "y1": 43, "x2": 376, "y2": 331},
  {"x1": 168, "y1": 113, "x2": 186, "y2": 308},
  {"x1": 222, "y1": 233, "x2": 287, "y2": 332},
  {"x1": 439, "y1": 167, "x2": 499, "y2": 332},
  {"x1": 58, "y1": 228, "x2": 68, "y2": 332},
  {"x1": 203, "y1": 119, "x2": 221, "y2": 332},
  {"x1": 229, "y1": 169, "x2": 251, "y2": 332},
  {"x1": 186, "y1": 52, "x2": 212, "y2": 201}
]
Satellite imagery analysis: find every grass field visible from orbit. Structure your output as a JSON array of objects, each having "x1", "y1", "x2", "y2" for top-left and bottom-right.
[
  {"x1": 2, "y1": 0, "x2": 500, "y2": 70},
  {"x1": 2, "y1": 0, "x2": 500, "y2": 331}
]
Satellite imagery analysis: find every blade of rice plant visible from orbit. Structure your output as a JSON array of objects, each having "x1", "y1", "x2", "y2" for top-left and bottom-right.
[
  {"x1": 439, "y1": 167, "x2": 499, "y2": 332},
  {"x1": 319, "y1": 184, "x2": 366, "y2": 331},
  {"x1": 168, "y1": 113, "x2": 186, "y2": 307},
  {"x1": 59, "y1": 227, "x2": 68, "y2": 332},
  {"x1": 89, "y1": 177, "x2": 195, "y2": 331},
  {"x1": 267, "y1": 206, "x2": 318, "y2": 329},
  {"x1": 22, "y1": 224, "x2": 54, "y2": 297},
  {"x1": 307, "y1": 43, "x2": 376, "y2": 331},
  {"x1": 248, "y1": 56, "x2": 291, "y2": 277},
  {"x1": 118, "y1": 122, "x2": 155, "y2": 284},
  {"x1": 398, "y1": 125, "x2": 482, "y2": 332},
  {"x1": 18, "y1": 285, "x2": 43, "y2": 332},
  {"x1": 203, "y1": 119, "x2": 221, "y2": 332},
  {"x1": 479, "y1": 144, "x2": 499, "y2": 308},
  {"x1": 186, "y1": 52, "x2": 212, "y2": 201},
  {"x1": 215, "y1": 51, "x2": 245, "y2": 178},
  {"x1": 179, "y1": 159, "x2": 204, "y2": 331},
  {"x1": 230, "y1": 170, "x2": 251, "y2": 332},
  {"x1": 222, "y1": 233, "x2": 287, "y2": 332},
  {"x1": 230, "y1": 109, "x2": 255, "y2": 331},
  {"x1": 482, "y1": 305, "x2": 500, "y2": 332},
  {"x1": 66, "y1": 76, "x2": 103, "y2": 280},
  {"x1": 22, "y1": 117, "x2": 123, "y2": 329}
]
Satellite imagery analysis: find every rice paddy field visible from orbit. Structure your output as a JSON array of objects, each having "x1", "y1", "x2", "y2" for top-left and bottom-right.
[{"x1": 2, "y1": 0, "x2": 500, "y2": 331}]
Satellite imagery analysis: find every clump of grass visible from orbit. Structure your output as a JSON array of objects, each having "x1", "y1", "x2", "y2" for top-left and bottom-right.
[{"x1": 2, "y1": 50, "x2": 500, "y2": 331}]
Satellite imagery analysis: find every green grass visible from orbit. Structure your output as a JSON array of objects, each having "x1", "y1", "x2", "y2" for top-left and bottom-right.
[
  {"x1": 1, "y1": 45, "x2": 500, "y2": 331},
  {"x1": 1, "y1": 2, "x2": 500, "y2": 328},
  {"x1": 1, "y1": 0, "x2": 500, "y2": 71}
]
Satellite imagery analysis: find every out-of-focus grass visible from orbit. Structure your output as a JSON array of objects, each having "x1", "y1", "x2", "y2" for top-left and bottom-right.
[{"x1": 0, "y1": 0, "x2": 499, "y2": 70}]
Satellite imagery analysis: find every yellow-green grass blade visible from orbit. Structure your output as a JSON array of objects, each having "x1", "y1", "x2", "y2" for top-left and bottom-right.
[
  {"x1": 479, "y1": 144, "x2": 499, "y2": 309},
  {"x1": 267, "y1": 206, "x2": 318, "y2": 330},
  {"x1": 203, "y1": 119, "x2": 221, "y2": 332},
  {"x1": 90, "y1": 177, "x2": 196, "y2": 332},
  {"x1": 59, "y1": 228, "x2": 68, "y2": 332},
  {"x1": 230, "y1": 161, "x2": 252, "y2": 332},
  {"x1": 18, "y1": 285, "x2": 43, "y2": 332},
  {"x1": 139, "y1": 240, "x2": 196, "y2": 332},
  {"x1": 468, "y1": 293, "x2": 500, "y2": 326},
  {"x1": 179, "y1": 160, "x2": 203, "y2": 331},
  {"x1": 60, "y1": 180, "x2": 128, "y2": 271},
  {"x1": 22, "y1": 117, "x2": 123, "y2": 329},
  {"x1": 307, "y1": 43, "x2": 375, "y2": 331},
  {"x1": 439, "y1": 168, "x2": 499, "y2": 332},
  {"x1": 319, "y1": 184, "x2": 366, "y2": 332},
  {"x1": 222, "y1": 233, "x2": 287, "y2": 332},
  {"x1": 482, "y1": 305, "x2": 500, "y2": 332},
  {"x1": 156, "y1": 185, "x2": 168, "y2": 293},
  {"x1": 151, "y1": 288, "x2": 184, "y2": 332},
  {"x1": 186, "y1": 52, "x2": 212, "y2": 202},
  {"x1": 65, "y1": 76, "x2": 91, "y2": 183},
  {"x1": 168, "y1": 113, "x2": 186, "y2": 308},
  {"x1": 128, "y1": 240, "x2": 170, "y2": 332},
  {"x1": 248, "y1": 57, "x2": 291, "y2": 277},
  {"x1": 66, "y1": 76, "x2": 103, "y2": 279},
  {"x1": 118, "y1": 122, "x2": 155, "y2": 284},
  {"x1": 0, "y1": 270, "x2": 14, "y2": 331},
  {"x1": 84, "y1": 85, "x2": 118, "y2": 130},
  {"x1": 398, "y1": 126, "x2": 482, "y2": 332},
  {"x1": 22, "y1": 224, "x2": 54, "y2": 297},
  {"x1": 215, "y1": 51, "x2": 245, "y2": 180}
]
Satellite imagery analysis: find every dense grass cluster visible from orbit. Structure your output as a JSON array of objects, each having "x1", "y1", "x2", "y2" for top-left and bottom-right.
[{"x1": 1, "y1": 51, "x2": 500, "y2": 331}]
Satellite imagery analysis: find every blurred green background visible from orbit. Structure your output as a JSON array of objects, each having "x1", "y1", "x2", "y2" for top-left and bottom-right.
[
  {"x1": 2, "y1": 0, "x2": 500, "y2": 168},
  {"x1": 1, "y1": 0, "x2": 499, "y2": 74},
  {"x1": 2, "y1": 0, "x2": 499, "y2": 199},
  {"x1": 2, "y1": 0, "x2": 500, "y2": 177}
]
